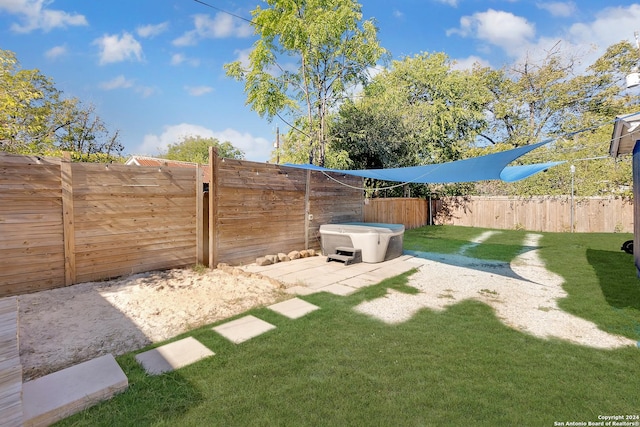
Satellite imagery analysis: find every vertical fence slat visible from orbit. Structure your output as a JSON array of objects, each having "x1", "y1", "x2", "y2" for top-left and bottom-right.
[
  {"x1": 196, "y1": 163, "x2": 203, "y2": 265},
  {"x1": 61, "y1": 154, "x2": 76, "y2": 286},
  {"x1": 208, "y1": 147, "x2": 218, "y2": 268}
]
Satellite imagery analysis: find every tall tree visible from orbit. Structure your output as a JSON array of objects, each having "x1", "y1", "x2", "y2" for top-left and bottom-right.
[
  {"x1": 161, "y1": 135, "x2": 245, "y2": 163},
  {"x1": 474, "y1": 41, "x2": 637, "y2": 148},
  {"x1": 330, "y1": 52, "x2": 489, "y2": 197},
  {"x1": 225, "y1": 0, "x2": 387, "y2": 166},
  {"x1": 333, "y1": 52, "x2": 491, "y2": 168},
  {"x1": 469, "y1": 40, "x2": 637, "y2": 196},
  {"x1": 0, "y1": 49, "x2": 60, "y2": 153},
  {"x1": 0, "y1": 49, "x2": 123, "y2": 161}
]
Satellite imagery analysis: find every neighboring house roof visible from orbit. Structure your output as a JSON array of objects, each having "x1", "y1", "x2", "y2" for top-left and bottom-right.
[
  {"x1": 610, "y1": 112, "x2": 640, "y2": 158},
  {"x1": 125, "y1": 156, "x2": 210, "y2": 181}
]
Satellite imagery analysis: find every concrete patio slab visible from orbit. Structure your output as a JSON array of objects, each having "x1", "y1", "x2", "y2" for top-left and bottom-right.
[
  {"x1": 268, "y1": 298, "x2": 320, "y2": 319},
  {"x1": 241, "y1": 253, "x2": 423, "y2": 294},
  {"x1": 135, "y1": 336, "x2": 214, "y2": 375},
  {"x1": 22, "y1": 354, "x2": 127, "y2": 427},
  {"x1": 213, "y1": 315, "x2": 276, "y2": 344},
  {"x1": 338, "y1": 276, "x2": 377, "y2": 289}
]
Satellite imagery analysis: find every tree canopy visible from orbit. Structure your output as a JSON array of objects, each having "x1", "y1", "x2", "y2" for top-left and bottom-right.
[
  {"x1": 0, "y1": 49, "x2": 123, "y2": 162},
  {"x1": 333, "y1": 52, "x2": 490, "y2": 169},
  {"x1": 161, "y1": 135, "x2": 245, "y2": 163},
  {"x1": 225, "y1": 0, "x2": 387, "y2": 166},
  {"x1": 325, "y1": 42, "x2": 637, "y2": 197}
]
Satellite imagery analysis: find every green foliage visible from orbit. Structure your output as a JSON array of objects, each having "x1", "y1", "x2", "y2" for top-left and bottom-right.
[
  {"x1": 414, "y1": 41, "x2": 636, "y2": 197},
  {"x1": 225, "y1": 0, "x2": 387, "y2": 166},
  {"x1": 161, "y1": 135, "x2": 244, "y2": 163},
  {"x1": 274, "y1": 122, "x2": 353, "y2": 169},
  {"x1": 331, "y1": 51, "x2": 490, "y2": 196},
  {"x1": 335, "y1": 52, "x2": 490, "y2": 167},
  {"x1": 0, "y1": 49, "x2": 123, "y2": 161},
  {"x1": 470, "y1": 126, "x2": 633, "y2": 197}
]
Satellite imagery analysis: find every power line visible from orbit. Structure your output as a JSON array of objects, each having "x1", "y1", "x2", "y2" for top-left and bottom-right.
[{"x1": 192, "y1": 0, "x2": 256, "y2": 25}]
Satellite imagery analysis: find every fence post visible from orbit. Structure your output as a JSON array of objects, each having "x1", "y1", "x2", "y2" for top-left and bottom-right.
[
  {"x1": 196, "y1": 164, "x2": 204, "y2": 265},
  {"x1": 60, "y1": 152, "x2": 76, "y2": 286},
  {"x1": 208, "y1": 147, "x2": 218, "y2": 268},
  {"x1": 304, "y1": 169, "x2": 311, "y2": 250}
]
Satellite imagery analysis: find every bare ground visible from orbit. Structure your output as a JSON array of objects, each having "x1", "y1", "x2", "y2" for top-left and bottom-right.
[{"x1": 17, "y1": 265, "x2": 287, "y2": 381}]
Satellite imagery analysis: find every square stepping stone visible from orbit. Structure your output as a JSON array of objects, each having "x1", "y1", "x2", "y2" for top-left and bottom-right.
[
  {"x1": 22, "y1": 354, "x2": 128, "y2": 427},
  {"x1": 268, "y1": 298, "x2": 319, "y2": 319},
  {"x1": 135, "y1": 336, "x2": 214, "y2": 375},
  {"x1": 319, "y1": 283, "x2": 357, "y2": 296},
  {"x1": 212, "y1": 315, "x2": 276, "y2": 344}
]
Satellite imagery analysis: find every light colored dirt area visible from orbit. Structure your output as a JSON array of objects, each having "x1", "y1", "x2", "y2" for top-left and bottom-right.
[
  {"x1": 355, "y1": 233, "x2": 637, "y2": 350},
  {"x1": 17, "y1": 266, "x2": 287, "y2": 381}
]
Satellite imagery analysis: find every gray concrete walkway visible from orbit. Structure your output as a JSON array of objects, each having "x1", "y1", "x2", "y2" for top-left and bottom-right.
[{"x1": 242, "y1": 254, "x2": 425, "y2": 296}]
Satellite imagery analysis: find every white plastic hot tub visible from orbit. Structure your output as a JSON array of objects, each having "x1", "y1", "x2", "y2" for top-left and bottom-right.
[{"x1": 319, "y1": 222, "x2": 405, "y2": 263}]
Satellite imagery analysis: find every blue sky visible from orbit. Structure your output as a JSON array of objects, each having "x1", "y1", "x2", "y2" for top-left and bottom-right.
[{"x1": 1, "y1": 0, "x2": 640, "y2": 162}]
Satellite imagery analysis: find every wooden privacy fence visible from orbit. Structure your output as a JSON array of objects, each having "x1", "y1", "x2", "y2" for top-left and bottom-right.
[
  {"x1": 0, "y1": 152, "x2": 200, "y2": 297},
  {"x1": 362, "y1": 196, "x2": 634, "y2": 233},
  {"x1": 0, "y1": 150, "x2": 364, "y2": 296},
  {"x1": 207, "y1": 148, "x2": 363, "y2": 266},
  {"x1": 363, "y1": 197, "x2": 430, "y2": 229},
  {"x1": 435, "y1": 196, "x2": 634, "y2": 233}
]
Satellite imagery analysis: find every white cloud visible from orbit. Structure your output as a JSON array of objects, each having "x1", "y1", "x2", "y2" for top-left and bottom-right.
[
  {"x1": 392, "y1": 10, "x2": 404, "y2": 19},
  {"x1": 451, "y1": 55, "x2": 491, "y2": 71},
  {"x1": 136, "y1": 22, "x2": 169, "y2": 38},
  {"x1": 435, "y1": 0, "x2": 458, "y2": 6},
  {"x1": 93, "y1": 32, "x2": 143, "y2": 65},
  {"x1": 510, "y1": 4, "x2": 640, "y2": 73},
  {"x1": 99, "y1": 75, "x2": 134, "y2": 90},
  {"x1": 44, "y1": 45, "x2": 66, "y2": 59},
  {"x1": 137, "y1": 124, "x2": 272, "y2": 161},
  {"x1": 567, "y1": 4, "x2": 640, "y2": 54},
  {"x1": 135, "y1": 86, "x2": 157, "y2": 98},
  {"x1": 447, "y1": 9, "x2": 536, "y2": 57},
  {"x1": 170, "y1": 53, "x2": 200, "y2": 67},
  {"x1": 537, "y1": 2, "x2": 576, "y2": 18},
  {"x1": 0, "y1": 0, "x2": 87, "y2": 33},
  {"x1": 98, "y1": 75, "x2": 156, "y2": 98},
  {"x1": 185, "y1": 86, "x2": 214, "y2": 96},
  {"x1": 172, "y1": 12, "x2": 252, "y2": 46},
  {"x1": 232, "y1": 47, "x2": 253, "y2": 68}
]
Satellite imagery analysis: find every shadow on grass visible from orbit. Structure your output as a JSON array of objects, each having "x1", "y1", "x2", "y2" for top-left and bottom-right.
[
  {"x1": 586, "y1": 249, "x2": 640, "y2": 311},
  {"x1": 404, "y1": 249, "x2": 537, "y2": 283},
  {"x1": 57, "y1": 352, "x2": 205, "y2": 426}
]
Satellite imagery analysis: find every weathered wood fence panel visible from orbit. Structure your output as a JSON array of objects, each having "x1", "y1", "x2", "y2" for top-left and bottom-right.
[
  {"x1": 363, "y1": 197, "x2": 429, "y2": 229},
  {"x1": 363, "y1": 196, "x2": 633, "y2": 233},
  {"x1": 436, "y1": 196, "x2": 633, "y2": 233},
  {"x1": 307, "y1": 170, "x2": 364, "y2": 249},
  {"x1": 70, "y1": 163, "x2": 198, "y2": 283},
  {"x1": 0, "y1": 154, "x2": 65, "y2": 295},
  {"x1": 0, "y1": 153, "x2": 200, "y2": 297},
  {"x1": 209, "y1": 154, "x2": 363, "y2": 266}
]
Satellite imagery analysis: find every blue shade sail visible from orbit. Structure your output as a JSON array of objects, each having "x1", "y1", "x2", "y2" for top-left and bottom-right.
[{"x1": 283, "y1": 140, "x2": 561, "y2": 184}]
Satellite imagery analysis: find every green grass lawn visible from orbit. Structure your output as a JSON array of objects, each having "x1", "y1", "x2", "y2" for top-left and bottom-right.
[{"x1": 58, "y1": 226, "x2": 640, "y2": 426}]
